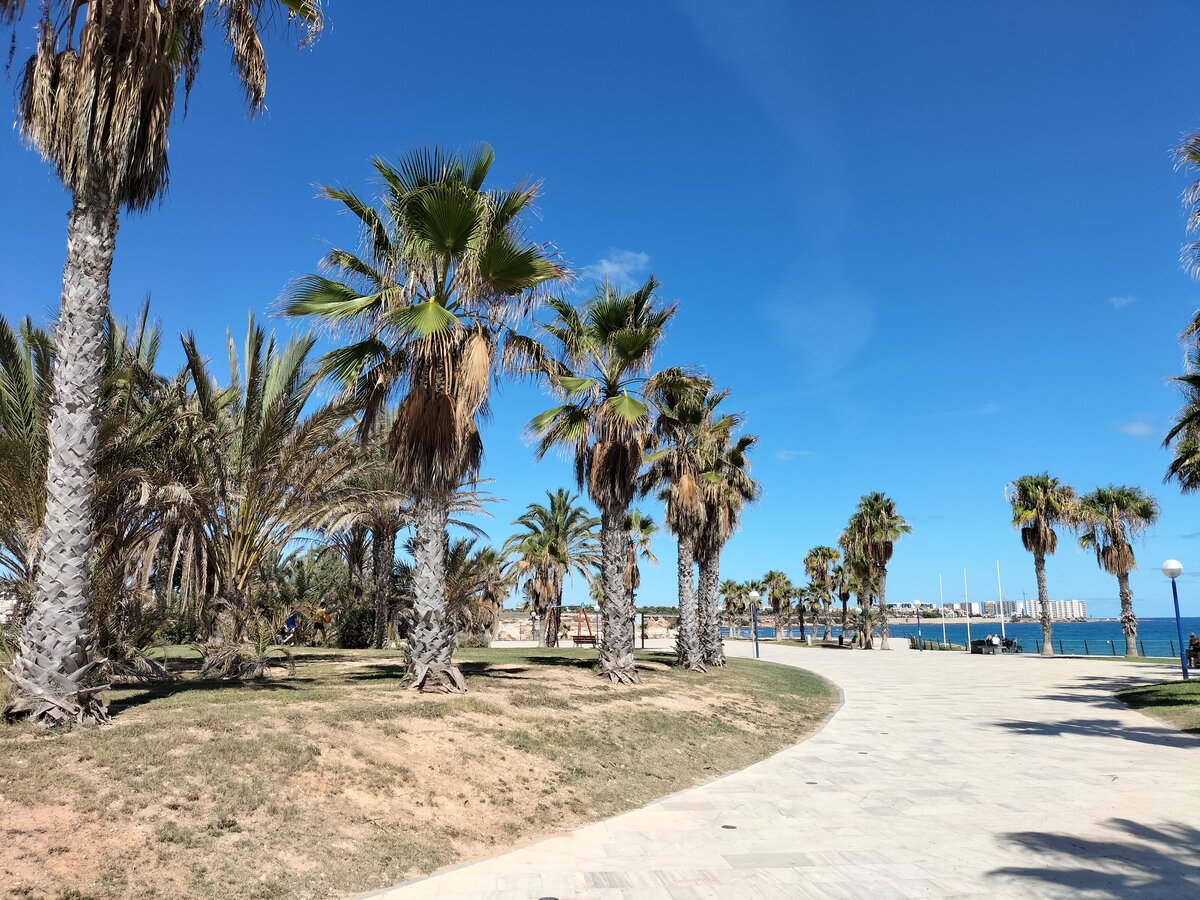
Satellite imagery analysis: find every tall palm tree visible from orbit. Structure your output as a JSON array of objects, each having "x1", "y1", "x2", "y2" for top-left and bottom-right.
[
  {"x1": 848, "y1": 492, "x2": 910, "y2": 650},
  {"x1": 1077, "y1": 486, "x2": 1159, "y2": 657},
  {"x1": 523, "y1": 277, "x2": 692, "y2": 684},
  {"x1": 830, "y1": 562, "x2": 851, "y2": 645},
  {"x1": 803, "y1": 546, "x2": 840, "y2": 642},
  {"x1": 0, "y1": 1, "x2": 322, "y2": 726},
  {"x1": 285, "y1": 146, "x2": 565, "y2": 692},
  {"x1": 503, "y1": 489, "x2": 599, "y2": 647},
  {"x1": 644, "y1": 385, "x2": 735, "y2": 671},
  {"x1": 696, "y1": 433, "x2": 758, "y2": 666},
  {"x1": 1006, "y1": 474, "x2": 1077, "y2": 656}
]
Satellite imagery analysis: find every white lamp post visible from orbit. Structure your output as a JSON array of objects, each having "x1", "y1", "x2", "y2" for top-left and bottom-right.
[{"x1": 1161, "y1": 560, "x2": 1189, "y2": 681}]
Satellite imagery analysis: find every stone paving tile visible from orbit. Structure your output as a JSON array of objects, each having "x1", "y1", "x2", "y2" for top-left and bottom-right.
[{"x1": 365, "y1": 645, "x2": 1199, "y2": 899}]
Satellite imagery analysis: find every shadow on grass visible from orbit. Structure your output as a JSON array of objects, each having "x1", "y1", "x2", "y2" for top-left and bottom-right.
[
  {"x1": 109, "y1": 677, "x2": 305, "y2": 712},
  {"x1": 990, "y1": 818, "x2": 1200, "y2": 897}
]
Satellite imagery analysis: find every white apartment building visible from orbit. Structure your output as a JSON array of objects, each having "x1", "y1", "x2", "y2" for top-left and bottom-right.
[
  {"x1": 1024, "y1": 599, "x2": 1088, "y2": 620},
  {"x1": 982, "y1": 600, "x2": 1023, "y2": 617}
]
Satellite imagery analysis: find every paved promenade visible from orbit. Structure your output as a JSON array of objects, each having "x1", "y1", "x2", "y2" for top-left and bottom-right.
[{"x1": 368, "y1": 643, "x2": 1199, "y2": 899}]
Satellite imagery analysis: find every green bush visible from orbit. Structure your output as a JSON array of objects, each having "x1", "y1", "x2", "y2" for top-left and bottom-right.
[{"x1": 338, "y1": 607, "x2": 375, "y2": 649}]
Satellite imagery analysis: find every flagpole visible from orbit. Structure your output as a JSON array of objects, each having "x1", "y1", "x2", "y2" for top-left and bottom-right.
[
  {"x1": 996, "y1": 560, "x2": 1007, "y2": 641},
  {"x1": 964, "y1": 568, "x2": 972, "y2": 649},
  {"x1": 939, "y1": 573, "x2": 948, "y2": 647}
]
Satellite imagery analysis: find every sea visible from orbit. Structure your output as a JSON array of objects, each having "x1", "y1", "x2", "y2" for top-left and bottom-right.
[{"x1": 722, "y1": 617, "x2": 1200, "y2": 657}]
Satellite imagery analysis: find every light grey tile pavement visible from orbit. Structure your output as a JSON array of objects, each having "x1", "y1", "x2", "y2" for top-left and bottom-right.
[{"x1": 364, "y1": 642, "x2": 1200, "y2": 899}]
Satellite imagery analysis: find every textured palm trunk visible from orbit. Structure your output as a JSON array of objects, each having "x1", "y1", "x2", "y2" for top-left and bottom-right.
[
  {"x1": 599, "y1": 508, "x2": 638, "y2": 683},
  {"x1": 877, "y1": 567, "x2": 890, "y2": 650},
  {"x1": 547, "y1": 573, "x2": 564, "y2": 648},
  {"x1": 1034, "y1": 550, "x2": 1053, "y2": 657},
  {"x1": 673, "y1": 534, "x2": 704, "y2": 671},
  {"x1": 822, "y1": 601, "x2": 832, "y2": 641},
  {"x1": 1118, "y1": 571, "x2": 1138, "y2": 657},
  {"x1": 699, "y1": 552, "x2": 726, "y2": 667},
  {"x1": 403, "y1": 492, "x2": 464, "y2": 691},
  {"x1": 4, "y1": 191, "x2": 117, "y2": 727},
  {"x1": 371, "y1": 527, "x2": 395, "y2": 650},
  {"x1": 840, "y1": 597, "x2": 849, "y2": 645},
  {"x1": 348, "y1": 525, "x2": 367, "y2": 607}
]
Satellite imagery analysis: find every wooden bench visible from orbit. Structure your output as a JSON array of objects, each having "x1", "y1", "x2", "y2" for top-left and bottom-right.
[{"x1": 572, "y1": 635, "x2": 598, "y2": 647}]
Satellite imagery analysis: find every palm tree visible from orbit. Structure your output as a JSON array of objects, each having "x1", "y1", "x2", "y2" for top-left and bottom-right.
[
  {"x1": 523, "y1": 277, "x2": 692, "y2": 684},
  {"x1": 1006, "y1": 474, "x2": 1077, "y2": 656},
  {"x1": 0, "y1": 2, "x2": 322, "y2": 726},
  {"x1": 760, "y1": 570, "x2": 793, "y2": 640},
  {"x1": 1077, "y1": 486, "x2": 1160, "y2": 657},
  {"x1": 849, "y1": 492, "x2": 910, "y2": 650},
  {"x1": 838, "y1": 523, "x2": 877, "y2": 648},
  {"x1": 696, "y1": 433, "x2": 758, "y2": 666},
  {"x1": 623, "y1": 509, "x2": 659, "y2": 617},
  {"x1": 830, "y1": 563, "x2": 851, "y2": 645},
  {"x1": 503, "y1": 489, "x2": 599, "y2": 647},
  {"x1": 644, "y1": 385, "x2": 737, "y2": 671},
  {"x1": 285, "y1": 146, "x2": 565, "y2": 692},
  {"x1": 803, "y1": 546, "x2": 840, "y2": 642}
]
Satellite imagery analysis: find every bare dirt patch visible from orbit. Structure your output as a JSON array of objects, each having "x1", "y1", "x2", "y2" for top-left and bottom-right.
[{"x1": 0, "y1": 648, "x2": 836, "y2": 900}]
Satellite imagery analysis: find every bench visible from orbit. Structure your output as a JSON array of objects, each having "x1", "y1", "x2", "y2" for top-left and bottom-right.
[{"x1": 572, "y1": 635, "x2": 598, "y2": 647}]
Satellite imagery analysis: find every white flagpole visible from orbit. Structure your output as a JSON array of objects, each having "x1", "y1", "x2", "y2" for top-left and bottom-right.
[
  {"x1": 964, "y1": 568, "x2": 972, "y2": 647},
  {"x1": 939, "y1": 573, "x2": 947, "y2": 646},
  {"x1": 996, "y1": 560, "x2": 1007, "y2": 641}
]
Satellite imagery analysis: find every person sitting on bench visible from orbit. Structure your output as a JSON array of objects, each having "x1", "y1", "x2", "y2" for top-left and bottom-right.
[{"x1": 1188, "y1": 632, "x2": 1200, "y2": 668}]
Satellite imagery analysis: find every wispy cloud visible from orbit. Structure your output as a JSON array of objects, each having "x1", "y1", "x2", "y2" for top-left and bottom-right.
[
  {"x1": 580, "y1": 249, "x2": 650, "y2": 290},
  {"x1": 1109, "y1": 294, "x2": 1138, "y2": 310},
  {"x1": 1118, "y1": 420, "x2": 1153, "y2": 438},
  {"x1": 775, "y1": 450, "x2": 817, "y2": 461},
  {"x1": 921, "y1": 402, "x2": 1001, "y2": 420},
  {"x1": 1180, "y1": 531, "x2": 1200, "y2": 540}
]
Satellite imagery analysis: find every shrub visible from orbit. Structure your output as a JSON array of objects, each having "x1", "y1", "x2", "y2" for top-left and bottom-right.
[{"x1": 339, "y1": 608, "x2": 375, "y2": 649}]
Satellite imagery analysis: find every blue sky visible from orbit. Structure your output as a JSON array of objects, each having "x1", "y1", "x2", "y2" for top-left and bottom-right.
[{"x1": 4, "y1": 1, "x2": 1200, "y2": 617}]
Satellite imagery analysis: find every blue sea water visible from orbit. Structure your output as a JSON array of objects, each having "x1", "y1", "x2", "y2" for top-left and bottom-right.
[{"x1": 722, "y1": 617, "x2": 1200, "y2": 657}]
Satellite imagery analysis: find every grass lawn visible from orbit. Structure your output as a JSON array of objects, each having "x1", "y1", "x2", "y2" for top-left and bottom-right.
[
  {"x1": 0, "y1": 647, "x2": 836, "y2": 900},
  {"x1": 1116, "y1": 679, "x2": 1200, "y2": 735}
]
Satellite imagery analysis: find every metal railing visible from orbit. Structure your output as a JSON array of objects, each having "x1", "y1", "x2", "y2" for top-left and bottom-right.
[{"x1": 1028, "y1": 638, "x2": 1181, "y2": 657}]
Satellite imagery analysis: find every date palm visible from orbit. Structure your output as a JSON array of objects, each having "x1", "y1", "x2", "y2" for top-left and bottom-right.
[
  {"x1": 503, "y1": 489, "x2": 599, "y2": 647},
  {"x1": 1077, "y1": 486, "x2": 1159, "y2": 657},
  {"x1": 644, "y1": 385, "x2": 736, "y2": 671},
  {"x1": 848, "y1": 492, "x2": 909, "y2": 650},
  {"x1": 0, "y1": 0, "x2": 321, "y2": 726},
  {"x1": 285, "y1": 145, "x2": 565, "y2": 691},
  {"x1": 1006, "y1": 474, "x2": 1077, "y2": 656},
  {"x1": 803, "y1": 546, "x2": 840, "y2": 642},
  {"x1": 696, "y1": 432, "x2": 757, "y2": 666},
  {"x1": 760, "y1": 570, "x2": 793, "y2": 640},
  {"x1": 524, "y1": 277, "x2": 692, "y2": 683}
]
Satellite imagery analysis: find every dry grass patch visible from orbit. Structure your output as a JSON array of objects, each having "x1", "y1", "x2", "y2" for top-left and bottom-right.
[
  {"x1": 0, "y1": 647, "x2": 836, "y2": 900},
  {"x1": 1116, "y1": 679, "x2": 1200, "y2": 735}
]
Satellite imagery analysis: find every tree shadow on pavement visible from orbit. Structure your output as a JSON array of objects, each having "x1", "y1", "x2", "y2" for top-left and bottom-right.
[
  {"x1": 990, "y1": 818, "x2": 1200, "y2": 898},
  {"x1": 992, "y1": 716, "x2": 1199, "y2": 750}
]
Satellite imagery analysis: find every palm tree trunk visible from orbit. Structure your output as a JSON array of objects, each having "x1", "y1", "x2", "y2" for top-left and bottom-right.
[
  {"x1": 548, "y1": 572, "x2": 564, "y2": 648},
  {"x1": 403, "y1": 491, "x2": 464, "y2": 692},
  {"x1": 877, "y1": 567, "x2": 890, "y2": 650},
  {"x1": 797, "y1": 603, "x2": 804, "y2": 642},
  {"x1": 4, "y1": 191, "x2": 118, "y2": 727},
  {"x1": 371, "y1": 526, "x2": 395, "y2": 650},
  {"x1": 599, "y1": 508, "x2": 638, "y2": 683},
  {"x1": 348, "y1": 525, "x2": 367, "y2": 607},
  {"x1": 1034, "y1": 550, "x2": 1053, "y2": 657},
  {"x1": 1118, "y1": 571, "x2": 1138, "y2": 657},
  {"x1": 697, "y1": 550, "x2": 725, "y2": 667},
  {"x1": 674, "y1": 535, "x2": 704, "y2": 671},
  {"x1": 822, "y1": 600, "x2": 832, "y2": 641},
  {"x1": 840, "y1": 596, "x2": 849, "y2": 646}
]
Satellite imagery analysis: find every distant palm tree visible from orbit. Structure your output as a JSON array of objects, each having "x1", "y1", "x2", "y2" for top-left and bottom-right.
[
  {"x1": 838, "y1": 524, "x2": 877, "y2": 648},
  {"x1": 0, "y1": 0, "x2": 323, "y2": 728},
  {"x1": 285, "y1": 146, "x2": 565, "y2": 692},
  {"x1": 623, "y1": 509, "x2": 659, "y2": 614},
  {"x1": 760, "y1": 570, "x2": 794, "y2": 640},
  {"x1": 848, "y1": 493, "x2": 910, "y2": 650},
  {"x1": 504, "y1": 489, "x2": 599, "y2": 647},
  {"x1": 803, "y1": 546, "x2": 840, "y2": 642},
  {"x1": 830, "y1": 563, "x2": 851, "y2": 645},
  {"x1": 523, "y1": 277, "x2": 694, "y2": 684},
  {"x1": 1077, "y1": 486, "x2": 1160, "y2": 657},
  {"x1": 1006, "y1": 474, "x2": 1077, "y2": 656}
]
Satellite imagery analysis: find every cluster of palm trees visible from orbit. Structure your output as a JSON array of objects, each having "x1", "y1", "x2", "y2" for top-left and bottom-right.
[
  {"x1": 1006, "y1": 475, "x2": 1160, "y2": 657},
  {"x1": 713, "y1": 493, "x2": 910, "y2": 650}
]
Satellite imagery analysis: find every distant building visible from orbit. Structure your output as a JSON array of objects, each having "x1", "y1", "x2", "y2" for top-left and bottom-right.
[
  {"x1": 1025, "y1": 599, "x2": 1087, "y2": 620},
  {"x1": 944, "y1": 602, "x2": 980, "y2": 615},
  {"x1": 982, "y1": 600, "x2": 1023, "y2": 617}
]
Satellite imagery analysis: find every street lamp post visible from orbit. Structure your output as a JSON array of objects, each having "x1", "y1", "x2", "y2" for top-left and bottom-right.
[
  {"x1": 1162, "y1": 560, "x2": 1189, "y2": 681},
  {"x1": 915, "y1": 601, "x2": 923, "y2": 652},
  {"x1": 748, "y1": 590, "x2": 761, "y2": 659}
]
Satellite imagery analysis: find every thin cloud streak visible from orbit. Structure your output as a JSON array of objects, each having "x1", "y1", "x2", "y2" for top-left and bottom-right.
[{"x1": 579, "y1": 249, "x2": 650, "y2": 290}]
